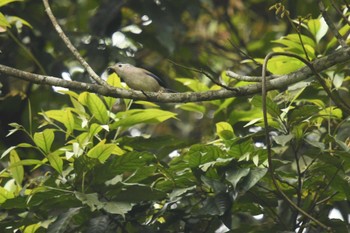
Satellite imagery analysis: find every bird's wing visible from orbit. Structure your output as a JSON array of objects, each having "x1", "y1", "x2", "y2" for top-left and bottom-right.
[{"x1": 145, "y1": 71, "x2": 166, "y2": 87}]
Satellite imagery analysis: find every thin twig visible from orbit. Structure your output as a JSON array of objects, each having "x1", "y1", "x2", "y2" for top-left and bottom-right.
[
  {"x1": 319, "y1": 0, "x2": 347, "y2": 47},
  {"x1": 42, "y1": 0, "x2": 107, "y2": 86},
  {"x1": 226, "y1": 71, "x2": 272, "y2": 82},
  {"x1": 168, "y1": 60, "x2": 236, "y2": 91},
  {"x1": 330, "y1": 0, "x2": 350, "y2": 26},
  {"x1": 228, "y1": 39, "x2": 261, "y2": 67},
  {"x1": 262, "y1": 52, "x2": 332, "y2": 232},
  {"x1": 7, "y1": 30, "x2": 46, "y2": 75}
]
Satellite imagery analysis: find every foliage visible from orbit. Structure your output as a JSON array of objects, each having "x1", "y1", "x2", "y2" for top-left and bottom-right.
[{"x1": 1, "y1": 0, "x2": 350, "y2": 233}]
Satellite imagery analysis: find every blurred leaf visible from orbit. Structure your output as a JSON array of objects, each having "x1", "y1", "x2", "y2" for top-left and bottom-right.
[
  {"x1": 267, "y1": 55, "x2": 305, "y2": 75},
  {"x1": 240, "y1": 167, "x2": 267, "y2": 192},
  {"x1": 199, "y1": 193, "x2": 231, "y2": 216},
  {"x1": 216, "y1": 121, "x2": 234, "y2": 140},
  {"x1": 47, "y1": 208, "x2": 81, "y2": 233},
  {"x1": 103, "y1": 201, "x2": 133, "y2": 217},
  {"x1": 113, "y1": 109, "x2": 177, "y2": 128},
  {"x1": 226, "y1": 167, "x2": 250, "y2": 190},
  {"x1": 0, "y1": 186, "x2": 15, "y2": 204},
  {"x1": 0, "y1": 12, "x2": 10, "y2": 30},
  {"x1": 251, "y1": 95, "x2": 281, "y2": 118},
  {"x1": 74, "y1": 192, "x2": 104, "y2": 211},
  {"x1": 0, "y1": 0, "x2": 23, "y2": 7},
  {"x1": 48, "y1": 152, "x2": 63, "y2": 174},
  {"x1": 176, "y1": 102, "x2": 206, "y2": 114}
]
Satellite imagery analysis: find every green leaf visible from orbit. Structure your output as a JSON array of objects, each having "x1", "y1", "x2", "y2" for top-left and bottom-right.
[
  {"x1": 108, "y1": 184, "x2": 166, "y2": 202},
  {"x1": 87, "y1": 139, "x2": 123, "y2": 163},
  {"x1": 273, "y1": 133, "x2": 294, "y2": 146},
  {"x1": 23, "y1": 223, "x2": 41, "y2": 233},
  {"x1": 7, "y1": 15, "x2": 32, "y2": 28},
  {"x1": 176, "y1": 102, "x2": 206, "y2": 114},
  {"x1": 199, "y1": 193, "x2": 231, "y2": 216},
  {"x1": 267, "y1": 55, "x2": 305, "y2": 75},
  {"x1": 175, "y1": 78, "x2": 209, "y2": 92},
  {"x1": 251, "y1": 95, "x2": 281, "y2": 118},
  {"x1": 326, "y1": 24, "x2": 350, "y2": 51},
  {"x1": 0, "y1": 186, "x2": 15, "y2": 204},
  {"x1": 103, "y1": 201, "x2": 133, "y2": 217},
  {"x1": 240, "y1": 167, "x2": 268, "y2": 192},
  {"x1": 9, "y1": 150, "x2": 24, "y2": 186},
  {"x1": 48, "y1": 152, "x2": 63, "y2": 174},
  {"x1": 0, "y1": 12, "x2": 10, "y2": 29},
  {"x1": 216, "y1": 121, "x2": 234, "y2": 140},
  {"x1": 307, "y1": 18, "x2": 328, "y2": 43},
  {"x1": 33, "y1": 129, "x2": 55, "y2": 154},
  {"x1": 7, "y1": 159, "x2": 44, "y2": 168},
  {"x1": 104, "y1": 74, "x2": 121, "y2": 109},
  {"x1": 113, "y1": 109, "x2": 177, "y2": 128},
  {"x1": 79, "y1": 92, "x2": 109, "y2": 124},
  {"x1": 185, "y1": 145, "x2": 223, "y2": 168},
  {"x1": 226, "y1": 167, "x2": 250, "y2": 190},
  {"x1": 74, "y1": 192, "x2": 104, "y2": 211},
  {"x1": 0, "y1": 0, "x2": 23, "y2": 7},
  {"x1": 169, "y1": 186, "x2": 196, "y2": 202}
]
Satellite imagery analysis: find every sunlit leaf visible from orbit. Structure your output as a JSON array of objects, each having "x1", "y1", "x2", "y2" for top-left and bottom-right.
[
  {"x1": 33, "y1": 129, "x2": 55, "y2": 154},
  {"x1": 79, "y1": 92, "x2": 109, "y2": 124},
  {"x1": 113, "y1": 109, "x2": 177, "y2": 128},
  {"x1": 0, "y1": 0, "x2": 23, "y2": 7},
  {"x1": 9, "y1": 150, "x2": 23, "y2": 186},
  {"x1": 216, "y1": 121, "x2": 234, "y2": 140},
  {"x1": 87, "y1": 139, "x2": 123, "y2": 163},
  {"x1": 48, "y1": 152, "x2": 63, "y2": 174}
]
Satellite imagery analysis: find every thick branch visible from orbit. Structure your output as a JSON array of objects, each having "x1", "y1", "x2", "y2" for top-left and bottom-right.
[{"x1": 1, "y1": 46, "x2": 350, "y2": 103}]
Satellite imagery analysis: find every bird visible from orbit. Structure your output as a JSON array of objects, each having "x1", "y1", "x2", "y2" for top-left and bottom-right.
[{"x1": 107, "y1": 63, "x2": 169, "y2": 92}]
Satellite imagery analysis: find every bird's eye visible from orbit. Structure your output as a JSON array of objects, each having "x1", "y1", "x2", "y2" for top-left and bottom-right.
[{"x1": 118, "y1": 64, "x2": 122, "y2": 68}]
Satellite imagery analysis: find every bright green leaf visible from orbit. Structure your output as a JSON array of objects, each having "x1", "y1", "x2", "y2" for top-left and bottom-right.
[
  {"x1": 308, "y1": 18, "x2": 328, "y2": 43},
  {"x1": 251, "y1": 96, "x2": 281, "y2": 118},
  {"x1": 33, "y1": 129, "x2": 55, "y2": 154},
  {"x1": 87, "y1": 139, "x2": 122, "y2": 163},
  {"x1": 216, "y1": 122, "x2": 234, "y2": 140},
  {"x1": 48, "y1": 153, "x2": 63, "y2": 174},
  {"x1": 79, "y1": 92, "x2": 109, "y2": 124},
  {"x1": 0, "y1": 12, "x2": 10, "y2": 29},
  {"x1": 176, "y1": 102, "x2": 206, "y2": 114},
  {"x1": 23, "y1": 222, "x2": 41, "y2": 233},
  {"x1": 9, "y1": 150, "x2": 24, "y2": 186},
  {"x1": 0, "y1": 186, "x2": 15, "y2": 204},
  {"x1": 0, "y1": 0, "x2": 23, "y2": 7},
  {"x1": 113, "y1": 109, "x2": 177, "y2": 128}
]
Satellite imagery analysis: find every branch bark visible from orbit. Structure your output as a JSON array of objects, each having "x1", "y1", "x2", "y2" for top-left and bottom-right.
[{"x1": 1, "y1": 46, "x2": 350, "y2": 103}]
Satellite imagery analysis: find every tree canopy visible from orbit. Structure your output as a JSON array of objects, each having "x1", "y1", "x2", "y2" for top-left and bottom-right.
[{"x1": 0, "y1": 0, "x2": 350, "y2": 232}]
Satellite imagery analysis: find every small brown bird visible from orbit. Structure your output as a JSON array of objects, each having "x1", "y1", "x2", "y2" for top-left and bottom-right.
[{"x1": 107, "y1": 63, "x2": 167, "y2": 92}]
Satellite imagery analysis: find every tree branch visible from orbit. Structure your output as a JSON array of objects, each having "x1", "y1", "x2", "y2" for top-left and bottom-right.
[
  {"x1": 1, "y1": 46, "x2": 350, "y2": 103},
  {"x1": 42, "y1": 0, "x2": 107, "y2": 86},
  {"x1": 319, "y1": 0, "x2": 347, "y2": 47}
]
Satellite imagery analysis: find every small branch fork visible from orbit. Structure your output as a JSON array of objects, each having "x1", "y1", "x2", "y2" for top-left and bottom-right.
[{"x1": 42, "y1": 0, "x2": 107, "y2": 86}]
